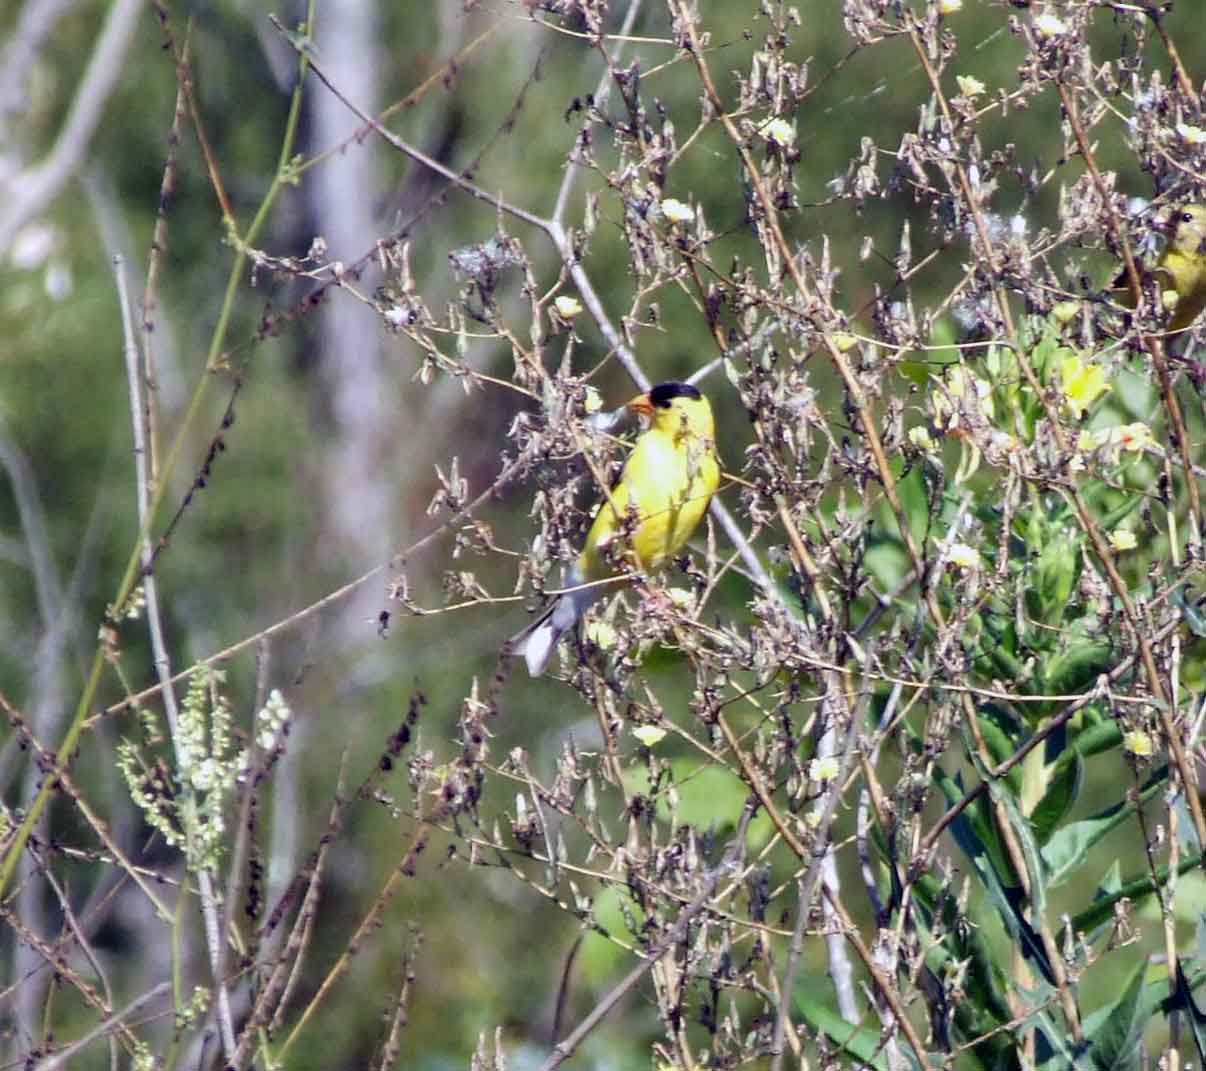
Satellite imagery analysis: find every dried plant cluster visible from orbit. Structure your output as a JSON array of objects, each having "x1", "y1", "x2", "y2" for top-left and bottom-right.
[{"x1": 6, "y1": 0, "x2": 1206, "y2": 1069}]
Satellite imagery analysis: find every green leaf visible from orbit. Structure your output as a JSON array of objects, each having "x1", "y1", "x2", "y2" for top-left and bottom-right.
[
  {"x1": 936, "y1": 766, "x2": 1019, "y2": 889},
  {"x1": 1175, "y1": 793, "x2": 1204, "y2": 856},
  {"x1": 1030, "y1": 534, "x2": 1080, "y2": 627},
  {"x1": 1098, "y1": 493, "x2": 1143, "y2": 532},
  {"x1": 1038, "y1": 639, "x2": 1114, "y2": 701},
  {"x1": 978, "y1": 706, "x2": 1024, "y2": 797},
  {"x1": 1032, "y1": 1002, "x2": 1093, "y2": 1071},
  {"x1": 913, "y1": 873, "x2": 1015, "y2": 1031},
  {"x1": 1174, "y1": 587, "x2": 1206, "y2": 637},
  {"x1": 937, "y1": 769, "x2": 1055, "y2": 985},
  {"x1": 1171, "y1": 967, "x2": 1206, "y2": 1065},
  {"x1": 896, "y1": 465, "x2": 931, "y2": 549},
  {"x1": 1051, "y1": 718, "x2": 1121, "y2": 773},
  {"x1": 990, "y1": 780, "x2": 1049, "y2": 918},
  {"x1": 1083, "y1": 958, "x2": 1158, "y2": 1071},
  {"x1": 1072, "y1": 850, "x2": 1206, "y2": 933},
  {"x1": 794, "y1": 992, "x2": 921, "y2": 1071},
  {"x1": 1096, "y1": 860, "x2": 1122, "y2": 899},
  {"x1": 1041, "y1": 767, "x2": 1167, "y2": 887},
  {"x1": 973, "y1": 615, "x2": 1023, "y2": 681},
  {"x1": 1031, "y1": 751, "x2": 1082, "y2": 845}
]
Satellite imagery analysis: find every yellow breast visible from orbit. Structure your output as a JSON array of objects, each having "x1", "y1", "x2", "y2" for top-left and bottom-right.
[
  {"x1": 1162, "y1": 250, "x2": 1206, "y2": 332},
  {"x1": 578, "y1": 427, "x2": 719, "y2": 580}
]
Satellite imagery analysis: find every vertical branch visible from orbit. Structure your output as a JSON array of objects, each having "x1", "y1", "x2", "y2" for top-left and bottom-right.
[{"x1": 114, "y1": 254, "x2": 237, "y2": 1059}]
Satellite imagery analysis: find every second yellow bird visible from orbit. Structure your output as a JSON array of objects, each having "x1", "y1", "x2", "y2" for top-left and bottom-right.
[
  {"x1": 1117, "y1": 203, "x2": 1206, "y2": 335},
  {"x1": 509, "y1": 381, "x2": 719, "y2": 676}
]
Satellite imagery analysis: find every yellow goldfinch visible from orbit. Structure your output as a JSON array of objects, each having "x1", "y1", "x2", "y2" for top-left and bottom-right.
[
  {"x1": 508, "y1": 381, "x2": 720, "y2": 677},
  {"x1": 1116, "y1": 203, "x2": 1206, "y2": 335}
]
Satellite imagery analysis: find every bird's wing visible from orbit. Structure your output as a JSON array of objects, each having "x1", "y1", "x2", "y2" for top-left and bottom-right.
[{"x1": 1111, "y1": 265, "x2": 1175, "y2": 307}]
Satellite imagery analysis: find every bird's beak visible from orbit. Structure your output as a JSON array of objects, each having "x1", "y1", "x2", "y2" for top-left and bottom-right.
[
  {"x1": 626, "y1": 392, "x2": 655, "y2": 419},
  {"x1": 1153, "y1": 210, "x2": 1177, "y2": 236}
]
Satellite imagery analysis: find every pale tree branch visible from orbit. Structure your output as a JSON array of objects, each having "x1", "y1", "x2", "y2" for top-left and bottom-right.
[
  {"x1": 0, "y1": 0, "x2": 79, "y2": 146},
  {"x1": 0, "y1": 0, "x2": 144, "y2": 252}
]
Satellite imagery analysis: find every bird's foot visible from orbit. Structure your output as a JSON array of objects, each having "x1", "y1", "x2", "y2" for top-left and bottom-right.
[{"x1": 634, "y1": 582, "x2": 677, "y2": 617}]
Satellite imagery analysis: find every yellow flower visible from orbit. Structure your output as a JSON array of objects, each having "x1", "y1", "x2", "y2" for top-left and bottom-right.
[
  {"x1": 956, "y1": 75, "x2": 986, "y2": 99},
  {"x1": 938, "y1": 0, "x2": 962, "y2": 12},
  {"x1": 1034, "y1": 13, "x2": 1068, "y2": 37},
  {"x1": 583, "y1": 386, "x2": 603, "y2": 413},
  {"x1": 908, "y1": 426, "x2": 936, "y2": 451},
  {"x1": 947, "y1": 543, "x2": 979, "y2": 569},
  {"x1": 762, "y1": 117, "x2": 797, "y2": 148},
  {"x1": 554, "y1": 295, "x2": 583, "y2": 318},
  {"x1": 1084, "y1": 422, "x2": 1154, "y2": 454},
  {"x1": 1058, "y1": 354, "x2": 1110, "y2": 418},
  {"x1": 809, "y1": 756, "x2": 840, "y2": 782},
  {"x1": 1110, "y1": 529, "x2": 1137, "y2": 552},
  {"x1": 1177, "y1": 123, "x2": 1206, "y2": 146},
  {"x1": 1114, "y1": 422, "x2": 1155, "y2": 453},
  {"x1": 585, "y1": 620, "x2": 617, "y2": 650},
  {"x1": 1051, "y1": 300, "x2": 1081, "y2": 324},
  {"x1": 632, "y1": 725, "x2": 667, "y2": 748},
  {"x1": 660, "y1": 199, "x2": 694, "y2": 224},
  {"x1": 1123, "y1": 730, "x2": 1153, "y2": 757}
]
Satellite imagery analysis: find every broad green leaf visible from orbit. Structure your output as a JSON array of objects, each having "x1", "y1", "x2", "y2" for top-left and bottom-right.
[
  {"x1": 1051, "y1": 718, "x2": 1121, "y2": 773},
  {"x1": 977, "y1": 706, "x2": 1024, "y2": 797},
  {"x1": 1083, "y1": 958, "x2": 1155, "y2": 1071},
  {"x1": 794, "y1": 991, "x2": 922, "y2": 1071},
  {"x1": 937, "y1": 770, "x2": 1055, "y2": 985},
  {"x1": 1042, "y1": 768, "x2": 1166, "y2": 887},
  {"x1": 1038, "y1": 639, "x2": 1114, "y2": 703},
  {"x1": 1031, "y1": 751, "x2": 1082, "y2": 845},
  {"x1": 1030, "y1": 534, "x2": 1080, "y2": 628},
  {"x1": 913, "y1": 873, "x2": 1014, "y2": 1031}
]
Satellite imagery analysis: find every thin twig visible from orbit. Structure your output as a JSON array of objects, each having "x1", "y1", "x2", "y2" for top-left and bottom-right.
[
  {"x1": 550, "y1": 0, "x2": 645, "y2": 226},
  {"x1": 769, "y1": 684, "x2": 866, "y2": 1070},
  {"x1": 537, "y1": 802, "x2": 755, "y2": 1071},
  {"x1": 33, "y1": 983, "x2": 171, "y2": 1071}
]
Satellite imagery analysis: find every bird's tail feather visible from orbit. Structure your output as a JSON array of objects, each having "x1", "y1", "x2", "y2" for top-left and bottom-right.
[{"x1": 506, "y1": 576, "x2": 602, "y2": 677}]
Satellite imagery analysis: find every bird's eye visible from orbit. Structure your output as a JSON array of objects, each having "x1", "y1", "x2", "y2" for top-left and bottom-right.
[{"x1": 1182, "y1": 212, "x2": 1195, "y2": 224}]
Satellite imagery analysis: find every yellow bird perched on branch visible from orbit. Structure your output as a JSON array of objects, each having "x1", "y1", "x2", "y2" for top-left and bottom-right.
[
  {"x1": 508, "y1": 381, "x2": 720, "y2": 677},
  {"x1": 1115, "y1": 203, "x2": 1206, "y2": 337}
]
